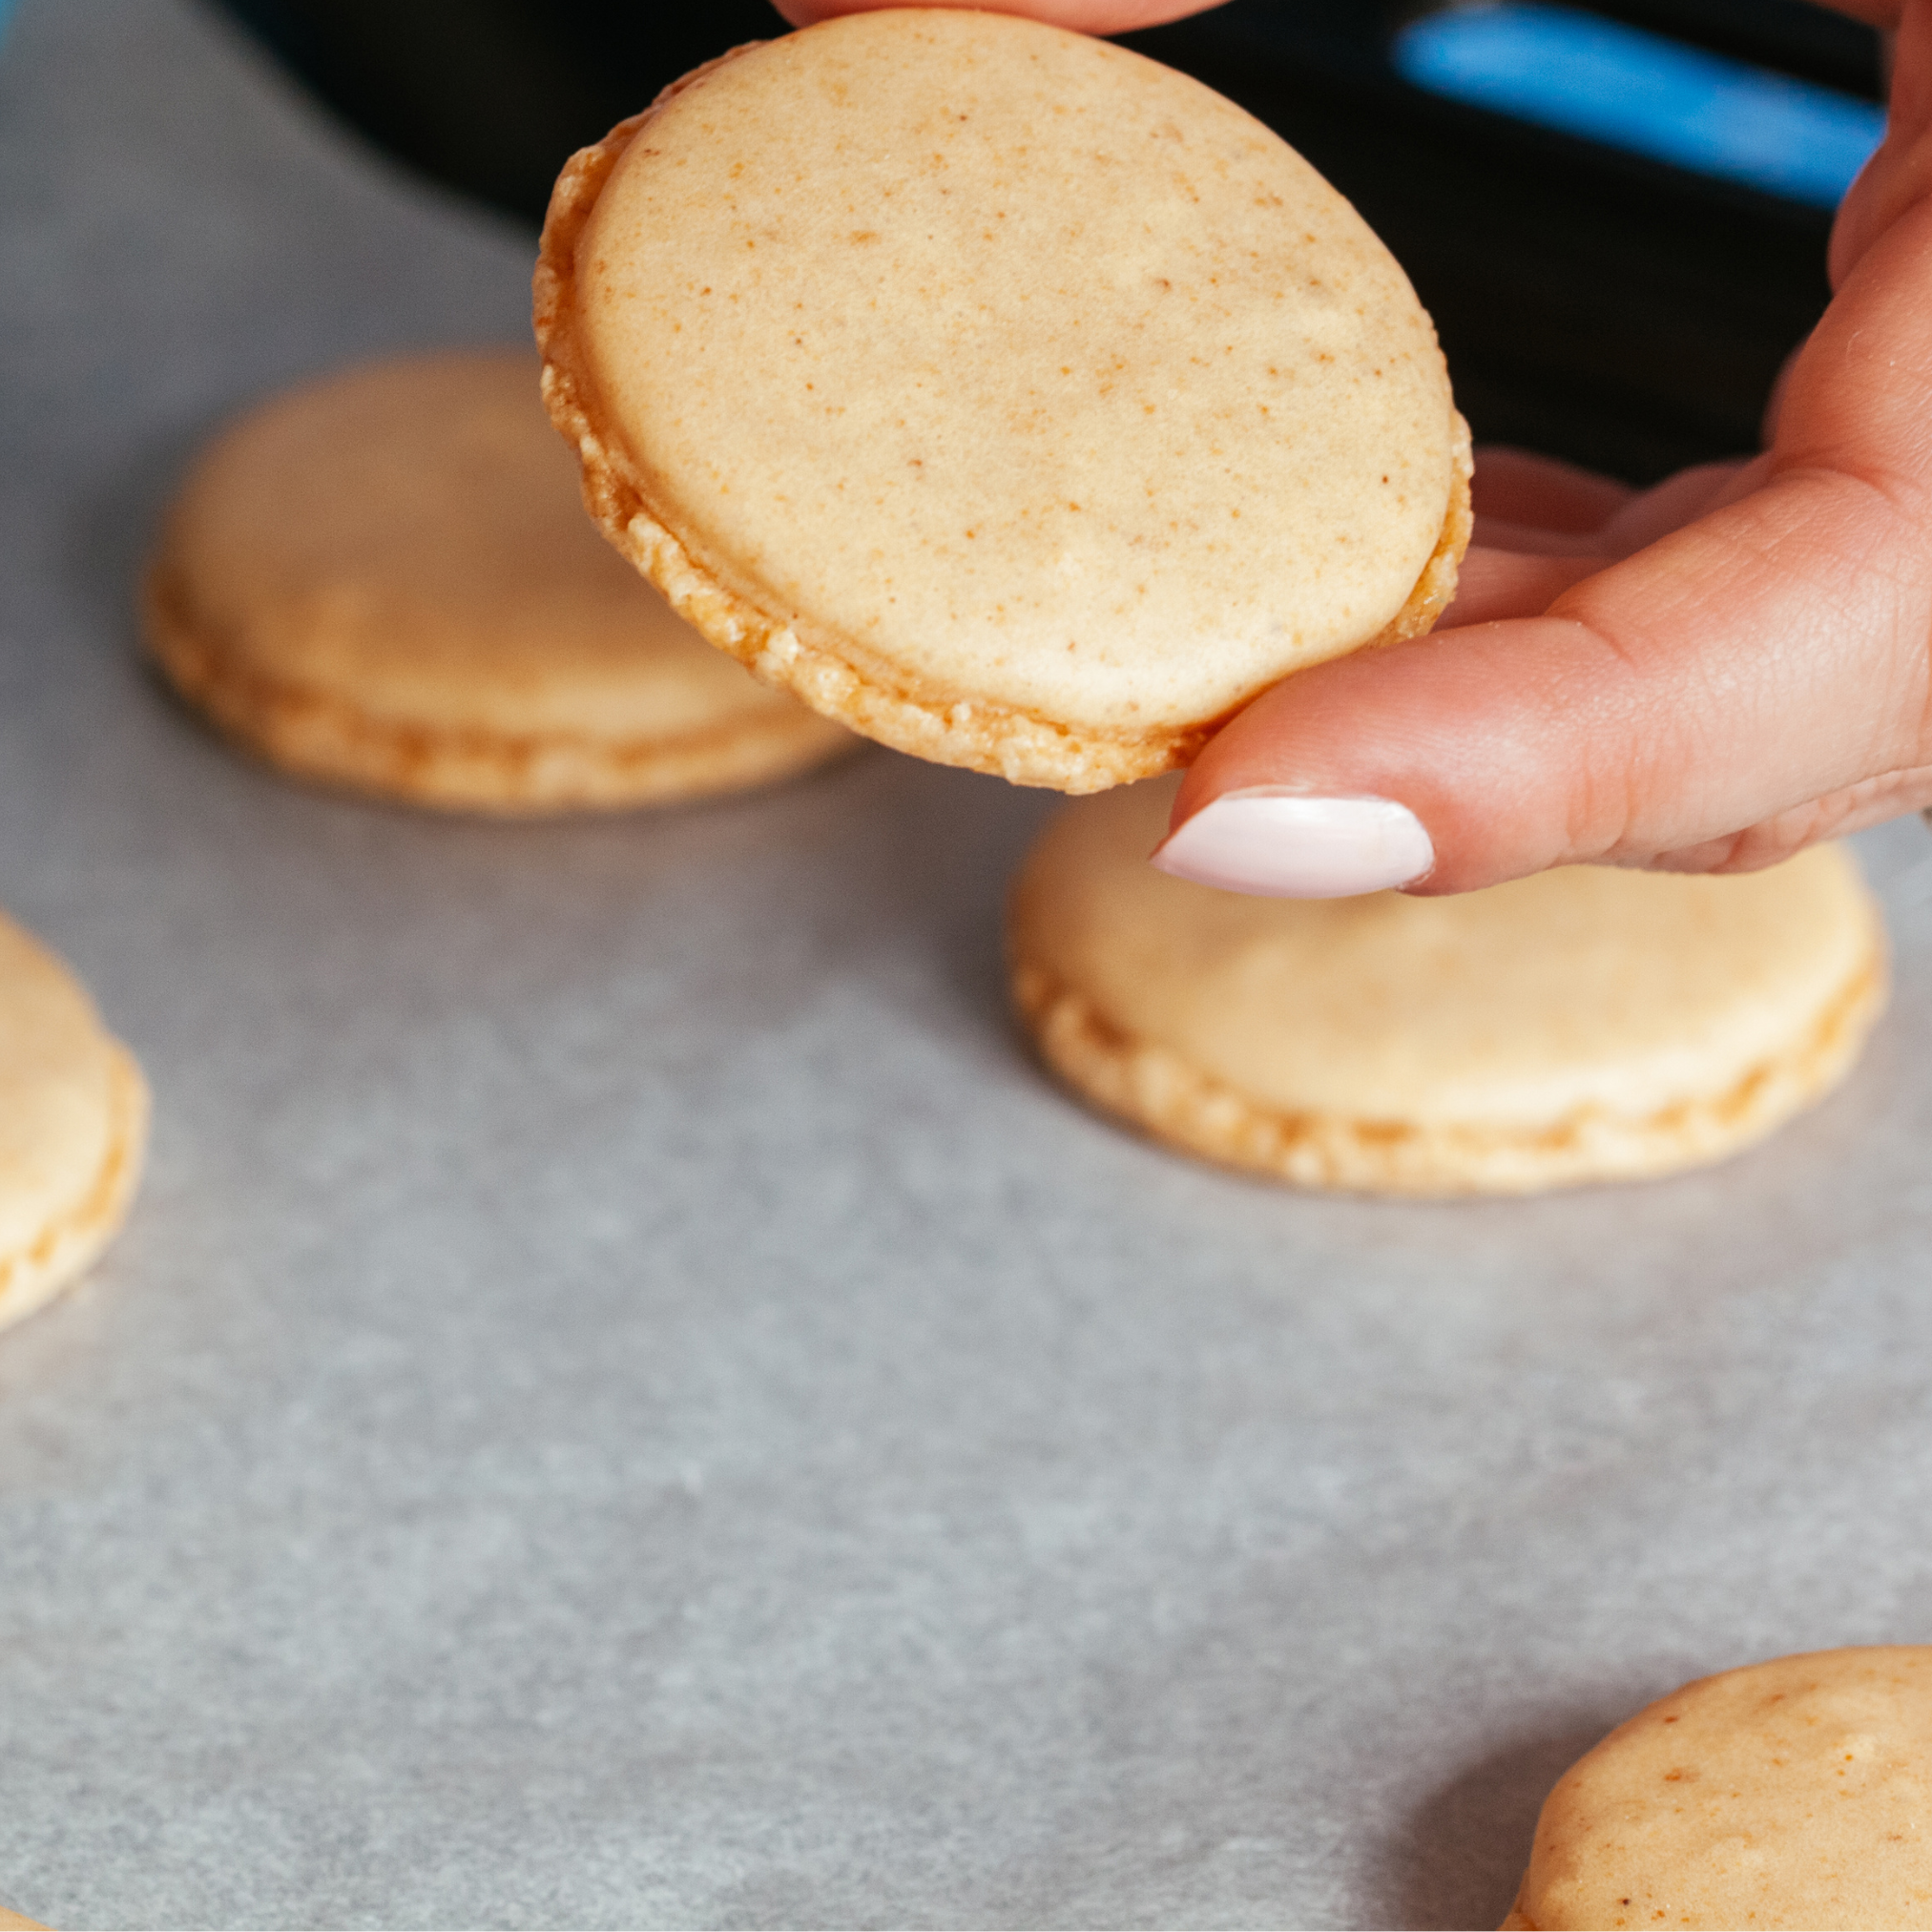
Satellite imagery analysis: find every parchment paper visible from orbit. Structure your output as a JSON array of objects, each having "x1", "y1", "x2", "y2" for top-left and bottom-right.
[{"x1": 4, "y1": 4, "x2": 1932, "y2": 1925}]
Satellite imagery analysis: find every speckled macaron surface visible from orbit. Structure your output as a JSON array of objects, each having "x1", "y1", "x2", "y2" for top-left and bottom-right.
[
  {"x1": 1008, "y1": 777, "x2": 1885, "y2": 1195},
  {"x1": 0, "y1": 910, "x2": 148, "y2": 1340},
  {"x1": 535, "y1": 9, "x2": 1471, "y2": 791},
  {"x1": 145, "y1": 351, "x2": 854, "y2": 812},
  {"x1": 1505, "y1": 1648, "x2": 1932, "y2": 1930}
]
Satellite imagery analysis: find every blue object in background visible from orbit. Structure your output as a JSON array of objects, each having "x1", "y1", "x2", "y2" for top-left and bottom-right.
[{"x1": 1394, "y1": 2, "x2": 1887, "y2": 208}]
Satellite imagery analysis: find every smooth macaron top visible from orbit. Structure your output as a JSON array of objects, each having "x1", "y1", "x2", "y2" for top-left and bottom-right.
[
  {"x1": 154, "y1": 351, "x2": 809, "y2": 742},
  {"x1": 0, "y1": 913, "x2": 129, "y2": 1264},
  {"x1": 1512, "y1": 1649, "x2": 1932, "y2": 1930},
  {"x1": 548, "y1": 9, "x2": 1464, "y2": 759},
  {"x1": 1014, "y1": 777, "x2": 1880, "y2": 1132}
]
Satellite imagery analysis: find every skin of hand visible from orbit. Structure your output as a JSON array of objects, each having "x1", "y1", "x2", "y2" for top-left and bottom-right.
[{"x1": 777, "y1": 0, "x2": 1932, "y2": 896}]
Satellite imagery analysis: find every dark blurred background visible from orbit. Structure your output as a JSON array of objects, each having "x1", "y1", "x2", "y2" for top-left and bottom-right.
[{"x1": 207, "y1": 0, "x2": 1884, "y2": 486}]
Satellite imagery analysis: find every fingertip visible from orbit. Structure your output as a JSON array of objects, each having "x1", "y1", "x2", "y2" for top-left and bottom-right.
[
  {"x1": 769, "y1": 0, "x2": 1225, "y2": 30},
  {"x1": 1169, "y1": 619, "x2": 1619, "y2": 896},
  {"x1": 1151, "y1": 789, "x2": 1435, "y2": 898}
]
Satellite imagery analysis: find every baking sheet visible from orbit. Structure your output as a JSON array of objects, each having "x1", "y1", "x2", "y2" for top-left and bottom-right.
[{"x1": 5, "y1": 4, "x2": 1932, "y2": 1925}]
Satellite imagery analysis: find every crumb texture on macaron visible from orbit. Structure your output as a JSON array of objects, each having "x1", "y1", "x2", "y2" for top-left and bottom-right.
[
  {"x1": 1008, "y1": 777, "x2": 1885, "y2": 1194},
  {"x1": 1508, "y1": 1648, "x2": 1932, "y2": 1930},
  {"x1": 536, "y1": 10, "x2": 1470, "y2": 791},
  {"x1": 0, "y1": 912, "x2": 149, "y2": 1339},
  {"x1": 145, "y1": 351, "x2": 852, "y2": 813}
]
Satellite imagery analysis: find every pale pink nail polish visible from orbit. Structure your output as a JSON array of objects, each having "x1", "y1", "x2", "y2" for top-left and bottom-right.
[{"x1": 1150, "y1": 787, "x2": 1434, "y2": 898}]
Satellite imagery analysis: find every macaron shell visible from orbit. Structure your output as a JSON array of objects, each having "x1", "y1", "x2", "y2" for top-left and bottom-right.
[
  {"x1": 0, "y1": 913, "x2": 149, "y2": 1338},
  {"x1": 1008, "y1": 777, "x2": 1885, "y2": 1194},
  {"x1": 538, "y1": 10, "x2": 1468, "y2": 789},
  {"x1": 1512, "y1": 1648, "x2": 1932, "y2": 1930},
  {"x1": 146, "y1": 352, "x2": 853, "y2": 812}
]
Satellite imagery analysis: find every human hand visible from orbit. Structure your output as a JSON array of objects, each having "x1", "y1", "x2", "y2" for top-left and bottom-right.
[{"x1": 1148, "y1": 0, "x2": 1932, "y2": 897}]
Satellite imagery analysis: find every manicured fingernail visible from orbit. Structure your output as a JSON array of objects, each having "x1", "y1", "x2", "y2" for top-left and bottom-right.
[{"x1": 1150, "y1": 787, "x2": 1434, "y2": 898}]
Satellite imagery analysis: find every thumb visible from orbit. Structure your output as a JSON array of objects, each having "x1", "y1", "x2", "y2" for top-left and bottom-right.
[{"x1": 1155, "y1": 564, "x2": 1925, "y2": 899}]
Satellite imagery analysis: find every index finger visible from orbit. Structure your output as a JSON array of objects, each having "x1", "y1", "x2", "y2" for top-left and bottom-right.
[{"x1": 770, "y1": 0, "x2": 1222, "y2": 30}]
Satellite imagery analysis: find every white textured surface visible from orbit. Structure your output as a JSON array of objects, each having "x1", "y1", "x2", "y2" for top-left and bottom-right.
[{"x1": 3, "y1": 4, "x2": 1932, "y2": 1928}]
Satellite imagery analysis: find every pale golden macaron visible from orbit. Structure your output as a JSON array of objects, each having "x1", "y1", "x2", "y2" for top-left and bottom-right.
[
  {"x1": 534, "y1": 9, "x2": 1472, "y2": 793},
  {"x1": 0, "y1": 1908, "x2": 48, "y2": 1931},
  {"x1": 144, "y1": 351, "x2": 855, "y2": 813},
  {"x1": 0, "y1": 911, "x2": 148, "y2": 1339},
  {"x1": 1505, "y1": 1648, "x2": 1932, "y2": 1930},
  {"x1": 1007, "y1": 777, "x2": 1885, "y2": 1195}
]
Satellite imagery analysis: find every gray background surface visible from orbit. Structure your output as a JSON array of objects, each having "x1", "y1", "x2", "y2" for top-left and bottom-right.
[{"x1": 4, "y1": 3, "x2": 1932, "y2": 1925}]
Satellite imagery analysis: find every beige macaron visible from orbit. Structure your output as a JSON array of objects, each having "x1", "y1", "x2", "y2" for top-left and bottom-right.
[
  {"x1": 0, "y1": 910, "x2": 148, "y2": 1339},
  {"x1": 534, "y1": 9, "x2": 1471, "y2": 793},
  {"x1": 1008, "y1": 777, "x2": 1885, "y2": 1195},
  {"x1": 1505, "y1": 1648, "x2": 1932, "y2": 1930},
  {"x1": 145, "y1": 351, "x2": 855, "y2": 813}
]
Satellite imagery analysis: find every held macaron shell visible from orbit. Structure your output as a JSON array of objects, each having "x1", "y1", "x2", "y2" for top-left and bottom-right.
[{"x1": 535, "y1": 9, "x2": 1472, "y2": 791}]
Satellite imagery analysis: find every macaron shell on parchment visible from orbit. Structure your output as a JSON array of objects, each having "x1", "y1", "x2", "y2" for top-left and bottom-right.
[
  {"x1": 1506, "y1": 1648, "x2": 1932, "y2": 1930},
  {"x1": 535, "y1": 10, "x2": 1472, "y2": 791},
  {"x1": 145, "y1": 352, "x2": 854, "y2": 813},
  {"x1": 1008, "y1": 777, "x2": 1886, "y2": 1195},
  {"x1": 0, "y1": 911, "x2": 149, "y2": 1340}
]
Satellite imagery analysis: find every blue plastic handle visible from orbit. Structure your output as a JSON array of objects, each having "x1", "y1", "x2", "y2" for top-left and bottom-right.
[{"x1": 1394, "y1": 2, "x2": 1887, "y2": 208}]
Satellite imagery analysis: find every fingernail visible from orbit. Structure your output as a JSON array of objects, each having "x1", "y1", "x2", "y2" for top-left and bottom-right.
[{"x1": 1150, "y1": 788, "x2": 1434, "y2": 898}]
